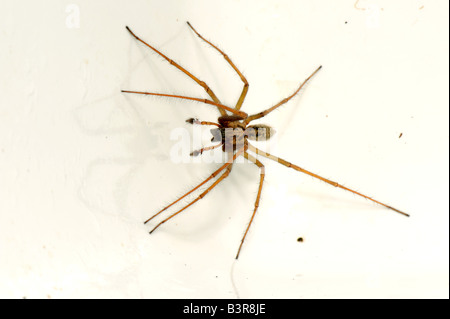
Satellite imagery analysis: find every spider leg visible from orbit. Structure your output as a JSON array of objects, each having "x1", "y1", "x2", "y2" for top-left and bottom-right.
[
  {"x1": 186, "y1": 118, "x2": 221, "y2": 127},
  {"x1": 247, "y1": 143, "x2": 409, "y2": 217},
  {"x1": 235, "y1": 152, "x2": 265, "y2": 259},
  {"x1": 185, "y1": 118, "x2": 223, "y2": 155},
  {"x1": 121, "y1": 90, "x2": 247, "y2": 118},
  {"x1": 186, "y1": 22, "x2": 249, "y2": 111},
  {"x1": 124, "y1": 26, "x2": 227, "y2": 116},
  {"x1": 145, "y1": 147, "x2": 245, "y2": 225},
  {"x1": 243, "y1": 65, "x2": 322, "y2": 125},
  {"x1": 150, "y1": 164, "x2": 233, "y2": 234}
]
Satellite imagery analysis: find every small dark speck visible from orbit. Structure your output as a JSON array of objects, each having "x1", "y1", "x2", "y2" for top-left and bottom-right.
[
  {"x1": 297, "y1": 237, "x2": 304, "y2": 242},
  {"x1": 345, "y1": 21, "x2": 348, "y2": 24},
  {"x1": 399, "y1": 133, "x2": 403, "y2": 138}
]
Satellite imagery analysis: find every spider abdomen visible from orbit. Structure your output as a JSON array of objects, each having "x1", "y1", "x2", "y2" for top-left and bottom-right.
[{"x1": 245, "y1": 124, "x2": 275, "y2": 141}]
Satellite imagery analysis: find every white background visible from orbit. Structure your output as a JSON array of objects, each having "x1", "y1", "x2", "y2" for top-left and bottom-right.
[{"x1": 0, "y1": 0, "x2": 448, "y2": 298}]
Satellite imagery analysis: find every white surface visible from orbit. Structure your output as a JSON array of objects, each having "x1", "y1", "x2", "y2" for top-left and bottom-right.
[{"x1": 0, "y1": 0, "x2": 448, "y2": 298}]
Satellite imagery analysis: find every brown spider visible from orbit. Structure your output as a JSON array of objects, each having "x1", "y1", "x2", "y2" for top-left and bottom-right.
[{"x1": 122, "y1": 22, "x2": 409, "y2": 259}]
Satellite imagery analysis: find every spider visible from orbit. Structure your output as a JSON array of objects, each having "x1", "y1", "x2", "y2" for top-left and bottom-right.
[{"x1": 122, "y1": 22, "x2": 409, "y2": 259}]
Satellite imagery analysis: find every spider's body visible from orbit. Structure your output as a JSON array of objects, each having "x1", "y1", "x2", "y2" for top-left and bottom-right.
[
  {"x1": 209, "y1": 116, "x2": 275, "y2": 154},
  {"x1": 122, "y1": 22, "x2": 408, "y2": 259}
]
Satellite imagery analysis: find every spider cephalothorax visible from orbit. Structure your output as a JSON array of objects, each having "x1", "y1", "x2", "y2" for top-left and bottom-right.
[{"x1": 122, "y1": 22, "x2": 408, "y2": 259}]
